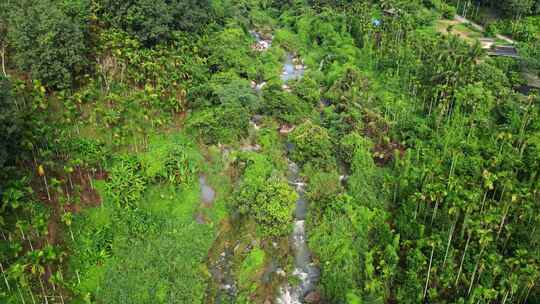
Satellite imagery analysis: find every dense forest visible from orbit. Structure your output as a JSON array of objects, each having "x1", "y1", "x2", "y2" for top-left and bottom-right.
[{"x1": 0, "y1": 0, "x2": 539, "y2": 303}]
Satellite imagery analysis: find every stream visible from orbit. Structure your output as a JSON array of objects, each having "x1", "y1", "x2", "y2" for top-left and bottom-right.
[
  {"x1": 199, "y1": 175, "x2": 216, "y2": 206},
  {"x1": 208, "y1": 30, "x2": 318, "y2": 304},
  {"x1": 196, "y1": 175, "x2": 216, "y2": 224},
  {"x1": 202, "y1": 174, "x2": 238, "y2": 303},
  {"x1": 208, "y1": 244, "x2": 237, "y2": 303},
  {"x1": 276, "y1": 36, "x2": 320, "y2": 304},
  {"x1": 277, "y1": 161, "x2": 320, "y2": 304},
  {"x1": 281, "y1": 53, "x2": 305, "y2": 83}
]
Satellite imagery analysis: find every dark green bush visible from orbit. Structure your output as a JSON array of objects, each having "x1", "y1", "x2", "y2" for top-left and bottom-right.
[
  {"x1": 186, "y1": 102, "x2": 250, "y2": 144},
  {"x1": 9, "y1": 0, "x2": 91, "y2": 88},
  {"x1": 338, "y1": 132, "x2": 368, "y2": 165},
  {"x1": 0, "y1": 77, "x2": 25, "y2": 180},
  {"x1": 260, "y1": 80, "x2": 310, "y2": 123},
  {"x1": 441, "y1": 3, "x2": 456, "y2": 19},
  {"x1": 234, "y1": 153, "x2": 297, "y2": 237},
  {"x1": 288, "y1": 120, "x2": 334, "y2": 168},
  {"x1": 485, "y1": 23, "x2": 500, "y2": 37},
  {"x1": 208, "y1": 72, "x2": 260, "y2": 111},
  {"x1": 97, "y1": 0, "x2": 211, "y2": 45},
  {"x1": 207, "y1": 28, "x2": 255, "y2": 76}
]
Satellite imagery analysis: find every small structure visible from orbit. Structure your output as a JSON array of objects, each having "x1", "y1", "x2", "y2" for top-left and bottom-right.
[
  {"x1": 517, "y1": 72, "x2": 540, "y2": 95},
  {"x1": 383, "y1": 8, "x2": 399, "y2": 17},
  {"x1": 479, "y1": 38, "x2": 495, "y2": 50},
  {"x1": 487, "y1": 45, "x2": 519, "y2": 58}
]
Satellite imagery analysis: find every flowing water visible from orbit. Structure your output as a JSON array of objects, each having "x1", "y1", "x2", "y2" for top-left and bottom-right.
[
  {"x1": 276, "y1": 50, "x2": 319, "y2": 304},
  {"x1": 208, "y1": 244, "x2": 237, "y2": 304},
  {"x1": 199, "y1": 175, "x2": 216, "y2": 206},
  {"x1": 277, "y1": 162, "x2": 320, "y2": 304},
  {"x1": 203, "y1": 173, "x2": 237, "y2": 303},
  {"x1": 281, "y1": 53, "x2": 305, "y2": 82},
  {"x1": 208, "y1": 30, "x2": 317, "y2": 304},
  {"x1": 250, "y1": 30, "x2": 272, "y2": 51},
  {"x1": 196, "y1": 175, "x2": 216, "y2": 224}
]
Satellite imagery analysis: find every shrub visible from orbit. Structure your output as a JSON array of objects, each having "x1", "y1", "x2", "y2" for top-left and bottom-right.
[
  {"x1": 440, "y1": 3, "x2": 456, "y2": 19},
  {"x1": 236, "y1": 175, "x2": 297, "y2": 237},
  {"x1": 291, "y1": 75, "x2": 321, "y2": 107},
  {"x1": 163, "y1": 145, "x2": 199, "y2": 185},
  {"x1": 122, "y1": 0, "x2": 173, "y2": 44},
  {"x1": 238, "y1": 247, "x2": 265, "y2": 289},
  {"x1": 63, "y1": 138, "x2": 107, "y2": 167},
  {"x1": 485, "y1": 23, "x2": 500, "y2": 37},
  {"x1": 208, "y1": 72, "x2": 260, "y2": 111},
  {"x1": 273, "y1": 28, "x2": 301, "y2": 51},
  {"x1": 234, "y1": 153, "x2": 297, "y2": 237},
  {"x1": 186, "y1": 102, "x2": 250, "y2": 144},
  {"x1": 338, "y1": 132, "x2": 369, "y2": 165},
  {"x1": 347, "y1": 138, "x2": 383, "y2": 210},
  {"x1": 0, "y1": 77, "x2": 25, "y2": 181},
  {"x1": 309, "y1": 193, "x2": 367, "y2": 302},
  {"x1": 260, "y1": 80, "x2": 310, "y2": 123},
  {"x1": 97, "y1": 223, "x2": 213, "y2": 304},
  {"x1": 106, "y1": 156, "x2": 147, "y2": 208},
  {"x1": 288, "y1": 120, "x2": 334, "y2": 168},
  {"x1": 97, "y1": 0, "x2": 211, "y2": 45},
  {"x1": 9, "y1": 0, "x2": 90, "y2": 88},
  {"x1": 207, "y1": 28, "x2": 254, "y2": 75},
  {"x1": 304, "y1": 165, "x2": 341, "y2": 211}
]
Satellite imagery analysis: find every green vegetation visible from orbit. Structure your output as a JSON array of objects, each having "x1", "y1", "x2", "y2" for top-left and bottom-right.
[
  {"x1": 234, "y1": 153, "x2": 297, "y2": 237},
  {"x1": 1, "y1": 0, "x2": 539, "y2": 304},
  {"x1": 65, "y1": 135, "x2": 220, "y2": 303},
  {"x1": 288, "y1": 120, "x2": 334, "y2": 168},
  {"x1": 9, "y1": 0, "x2": 91, "y2": 88},
  {"x1": 97, "y1": 0, "x2": 212, "y2": 45}
]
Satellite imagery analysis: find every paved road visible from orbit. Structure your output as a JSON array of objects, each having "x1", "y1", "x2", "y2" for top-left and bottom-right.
[{"x1": 455, "y1": 15, "x2": 516, "y2": 44}]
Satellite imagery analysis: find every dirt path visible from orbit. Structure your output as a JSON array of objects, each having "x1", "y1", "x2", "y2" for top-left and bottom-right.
[{"x1": 454, "y1": 15, "x2": 515, "y2": 44}]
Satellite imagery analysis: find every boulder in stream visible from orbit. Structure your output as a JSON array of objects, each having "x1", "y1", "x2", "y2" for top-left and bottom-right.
[
  {"x1": 279, "y1": 124, "x2": 295, "y2": 135},
  {"x1": 304, "y1": 291, "x2": 321, "y2": 304}
]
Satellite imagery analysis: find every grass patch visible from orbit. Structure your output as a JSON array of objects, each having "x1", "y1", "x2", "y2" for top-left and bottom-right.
[
  {"x1": 66, "y1": 133, "x2": 228, "y2": 303},
  {"x1": 435, "y1": 20, "x2": 484, "y2": 43}
]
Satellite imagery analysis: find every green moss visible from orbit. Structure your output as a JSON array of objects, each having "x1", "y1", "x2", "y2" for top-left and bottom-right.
[{"x1": 238, "y1": 247, "x2": 266, "y2": 289}]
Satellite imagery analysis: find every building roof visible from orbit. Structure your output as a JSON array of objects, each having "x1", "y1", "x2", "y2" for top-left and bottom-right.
[
  {"x1": 487, "y1": 45, "x2": 519, "y2": 58},
  {"x1": 383, "y1": 8, "x2": 399, "y2": 16}
]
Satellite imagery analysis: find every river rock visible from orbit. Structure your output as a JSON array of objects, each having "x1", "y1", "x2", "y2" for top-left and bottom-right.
[
  {"x1": 304, "y1": 291, "x2": 321, "y2": 304},
  {"x1": 251, "y1": 114, "x2": 263, "y2": 123},
  {"x1": 255, "y1": 81, "x2": 266, "y2": 90},
  {"x1": 279, "y1": 124, "x2": 295, "y2": 135},
  {"x1": 240, "y1": 144, "x2": 261, "y2": 152}
]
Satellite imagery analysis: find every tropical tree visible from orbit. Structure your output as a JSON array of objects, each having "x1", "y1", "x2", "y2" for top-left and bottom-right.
[
  {"x1": 9, "y1": 0, "x2": 91, "y2": 88},
  {"x1": 97, "y1": 0, "x2": 212, "y2": 45}
]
